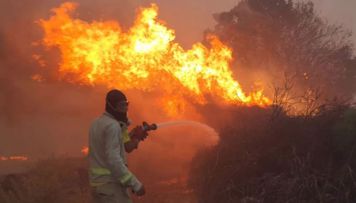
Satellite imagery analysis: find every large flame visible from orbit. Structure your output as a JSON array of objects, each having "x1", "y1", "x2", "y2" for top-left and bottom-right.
[{"x1": 38, "y1": 2, "x2": 270, "y2": 114}]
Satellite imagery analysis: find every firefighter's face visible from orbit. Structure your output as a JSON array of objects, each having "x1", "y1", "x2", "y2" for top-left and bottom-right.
[{"x1": 116, "y1": 100, "x2": 129, "y2": 113}]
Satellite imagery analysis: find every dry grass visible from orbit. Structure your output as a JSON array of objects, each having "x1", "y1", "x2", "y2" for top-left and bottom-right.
[
  {"x1": 0, "y1": 157, "x2": 196, "y2": 203},
  {"x1": 0, "y1": 157, "x2": 89, "y2": 203}
]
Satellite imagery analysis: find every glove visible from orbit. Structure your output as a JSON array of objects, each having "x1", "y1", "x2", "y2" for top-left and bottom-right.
[{"x1": 129, "y1": 126, "x2": 148, "y2": 141}]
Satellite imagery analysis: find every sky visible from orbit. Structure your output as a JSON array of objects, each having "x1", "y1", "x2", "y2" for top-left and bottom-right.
[{"x1": 312, "y1": 0, "x2": 356, "y2": 52}]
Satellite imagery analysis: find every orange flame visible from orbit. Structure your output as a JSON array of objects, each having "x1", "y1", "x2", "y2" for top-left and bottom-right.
[
  {"x1": 0, "y1": 156, "x2": 29, "y2": 161},
  {"x1": 38, "y1": 2, "x2": 271, "y2": 114}
]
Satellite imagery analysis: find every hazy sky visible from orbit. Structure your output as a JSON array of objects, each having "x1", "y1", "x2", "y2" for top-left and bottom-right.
[{"x1": 312, "y1": 0, "x2": 356, "y2": 50}]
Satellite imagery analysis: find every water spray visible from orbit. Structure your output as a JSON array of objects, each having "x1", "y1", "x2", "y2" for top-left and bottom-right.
[
  {"x1": 140, "y1": 120, "x2": 217, "y2": 135},
  {"x1": 133, "y1": 120, "x2": 219, "y2": 145}
]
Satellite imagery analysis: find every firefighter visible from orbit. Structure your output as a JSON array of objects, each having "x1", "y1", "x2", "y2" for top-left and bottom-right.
[{"x1": 89, "y1": 89, "x2": 145, "y2": 203}]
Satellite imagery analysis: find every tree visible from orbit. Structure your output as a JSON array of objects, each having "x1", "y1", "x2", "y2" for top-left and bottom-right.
[{"x1": 208, "y1": 0, "x2": 356, "y2": 106}]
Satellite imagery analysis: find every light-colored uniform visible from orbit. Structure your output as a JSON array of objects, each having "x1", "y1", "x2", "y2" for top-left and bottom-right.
[{"x1": 89, "y1": 112, "x2": 142, "y2": 203}]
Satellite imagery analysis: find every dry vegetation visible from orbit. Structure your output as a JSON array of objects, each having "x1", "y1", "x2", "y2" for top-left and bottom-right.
[
  {"x1": 0, "y1": 157, "x2": 196, "y2": 203},
  {"x1": 190, "y1": 104, "x2": 356, "y2": 203},
  {"x1": 0, "y1": 158, "x2": 89, "y2": 203}
]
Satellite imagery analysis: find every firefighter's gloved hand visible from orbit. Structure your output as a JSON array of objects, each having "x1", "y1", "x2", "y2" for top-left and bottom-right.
[{"x1": 129, "y1": 126, "x2": 148, "y2": 141}]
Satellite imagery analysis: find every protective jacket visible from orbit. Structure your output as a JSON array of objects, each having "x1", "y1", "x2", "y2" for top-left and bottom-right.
[{"x1": 88, "y1": 112, "x2": 142, "y2": 192}]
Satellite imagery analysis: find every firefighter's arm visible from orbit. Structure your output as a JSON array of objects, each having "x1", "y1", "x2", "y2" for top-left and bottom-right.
[
  {"x1": 124, "y1": 138, "x2": 140, "y2": 153},
  {"x1": 104, "y1": 123, "x2": 143, "y2": 193}
]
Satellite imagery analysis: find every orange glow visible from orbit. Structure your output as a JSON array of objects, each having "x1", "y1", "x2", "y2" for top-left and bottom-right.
[
  {"x1": 31, "y1": 74, "x2": 44, "y2": 82},
  {"x1": 38, "y1": 2, "x2": 271, "y2": 115},
  {"x1": 0, "y1": 156, "x2": 29, "y2": 161},
  {"x1": 81, "y1": 146, "x2": 88, "y2": 155}
]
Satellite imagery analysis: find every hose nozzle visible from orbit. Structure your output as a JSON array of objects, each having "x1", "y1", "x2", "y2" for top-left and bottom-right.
[{"x1": 142, "y1": 121, "x2": 157, "y2": 132}]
